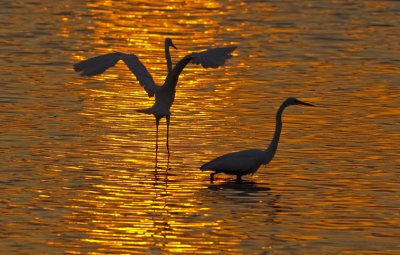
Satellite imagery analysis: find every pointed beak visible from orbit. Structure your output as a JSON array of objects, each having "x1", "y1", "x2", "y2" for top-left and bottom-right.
[
  {"x1": 171, "y1": 42, "x2": 177, "y2": 50},
  {"x1": 296, "y1": 99, "x2": 314, "y2": 107}
]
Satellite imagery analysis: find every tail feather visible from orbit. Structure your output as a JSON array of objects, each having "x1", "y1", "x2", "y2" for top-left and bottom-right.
[{"x1": 136, "y1": 108, "x2": 154, "y2": 115}]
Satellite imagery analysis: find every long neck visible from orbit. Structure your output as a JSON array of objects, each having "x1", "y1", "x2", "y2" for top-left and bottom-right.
[
  {"x1": 165, "y1": 44, "x2": 173, "y2": 73},
  {"x1": 163, "y1": 56, "x2": 192, "y2": 91},
  {"x1": 266, "y1": 101, "x2": 287, "y2": 157}
]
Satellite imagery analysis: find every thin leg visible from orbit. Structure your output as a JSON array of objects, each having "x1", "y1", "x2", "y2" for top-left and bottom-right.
[
  {"x1": 236, "y1": 175, "x2": 242, "y2": 184},
  {"x1": 155, "y1": 117, "x2": 160, "y2": 155},
  {"x1": 166, "y1": 115, "x2": 170, "y2": 155},
  {"x1": 166, "y1": 151, "x2": 170, "y2": 170},
  {"x1": 210, "y1": 173, "x2": 215, "y2": 183}
]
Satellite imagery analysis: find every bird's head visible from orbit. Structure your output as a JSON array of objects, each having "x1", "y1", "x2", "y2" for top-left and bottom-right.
[
  {"x1": 165, "y1": 38, "x2": 177, "y2": 50},
  {"x1": 286, "y1": 97, "x2": 314, "y2": 107}
]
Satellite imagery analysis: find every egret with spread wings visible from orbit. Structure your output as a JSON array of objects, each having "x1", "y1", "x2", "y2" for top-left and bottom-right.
[{"x1": 74, "y1": 40, "x2": 236, "y2": 152}]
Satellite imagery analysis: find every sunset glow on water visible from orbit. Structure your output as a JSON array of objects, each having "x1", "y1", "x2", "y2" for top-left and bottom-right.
[{"x1": 1, "y1": 0, "x2": 399, "y2": 254}]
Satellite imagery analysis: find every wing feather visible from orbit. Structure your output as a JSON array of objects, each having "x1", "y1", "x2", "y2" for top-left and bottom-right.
[
  {"x1": 73, "y1": 53, "x2": 121, "y2": 77},
  {"x1": 201, "y1": 149, "x2": 265, "y2": 175},
  {"x1": 190, "y1": 46, "x2": 237, "y2": 68},
  {"x1": 162, "y1": 45, "x2": 237, "y2": 91},
  {"x1": 74, "y1": 52, "x2": 158, "y2": 97},
  {"x1": 119, "y1": 53, "x2": 158, "y2": 97}
]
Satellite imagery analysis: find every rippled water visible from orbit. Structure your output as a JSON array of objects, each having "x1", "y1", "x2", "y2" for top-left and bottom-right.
[{"x1": 1, "y1": 0, "x2": 399, "y2": 254}]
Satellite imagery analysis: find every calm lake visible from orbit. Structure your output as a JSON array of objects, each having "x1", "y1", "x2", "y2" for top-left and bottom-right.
[{"x1": 1, "y1": 0, "x2": 399, "y2": 254}]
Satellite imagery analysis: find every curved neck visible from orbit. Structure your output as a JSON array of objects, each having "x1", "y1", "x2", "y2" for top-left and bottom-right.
[
  {"x1": 266, "y1": 101, "x2": 288, "y2": 155},
  {"x1": 165, "y1": 44, "x2": 173, "y2": 73}
]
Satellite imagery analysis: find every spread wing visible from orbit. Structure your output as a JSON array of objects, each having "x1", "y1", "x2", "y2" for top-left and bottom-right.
[
  {"x1": 74, "y1": 52, "x2": 158, "y2": 97},
  {"x1": 190, "y1": 46, "x2": 237, "y2": 68},
  {"x1": 162, "y1": 45, "x2": 237, "y2": 91}
]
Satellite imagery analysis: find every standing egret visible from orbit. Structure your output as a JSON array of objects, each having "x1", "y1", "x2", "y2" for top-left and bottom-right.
[
  {"x1": 200, "y1": 97, "x2": 314, "y2": 184},
  {"x1": 74, "y1": 42, "x2": 236, "y2": 152}
]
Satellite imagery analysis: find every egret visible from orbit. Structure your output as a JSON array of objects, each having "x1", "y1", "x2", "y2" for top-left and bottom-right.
[
  {"x1": 164, "y1": 38, "x2": 177, "y2": 73},
  {"x1": 200, "y1": 97, "x2": 314, "y2": 184},
  {"x1": 74, "y1": 40, "x2": 236, "y2": 152}
]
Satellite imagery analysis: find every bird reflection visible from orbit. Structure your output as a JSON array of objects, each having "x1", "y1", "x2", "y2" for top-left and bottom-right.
[
  {"x1": 154, "y1": 140, "x2": 170, "y2": 171},
  {"x1": 201, "y1": 97, "x2": 314, "y2": 184},
  {"x1": 74, "y1": 38, "x2": 236, "y2": 154},
  {"x1": 207, "y1": 181, "x2": 271, "y2": 194},
  {"x1": 151, "y1": 161, "x2": 171, "y2": 250},
  {"x1": 153, "y1": 162, "x2": 169, "y2": 189},
  {"x1": 203, "y1": 181, "x2": 281, "y2": 225}
]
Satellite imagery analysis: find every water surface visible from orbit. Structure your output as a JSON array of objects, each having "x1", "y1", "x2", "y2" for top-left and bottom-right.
[{"x1": 1, "y1": 0, "x2": 399, "y2": 254}]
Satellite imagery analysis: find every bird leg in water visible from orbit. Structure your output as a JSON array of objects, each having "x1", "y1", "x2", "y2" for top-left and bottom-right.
[
  {"x1": 155, "y1": 117, "x2": 160, "y2": 155},
  {"x1": 236, "y1": 175, "x2": 242, "y2": 184},
  {"x1": 166, "y1": 115, "x2": 170, "y2": 155},
  {"x1": 210, "y1": 173, "x2": 215, "y2": 183}
]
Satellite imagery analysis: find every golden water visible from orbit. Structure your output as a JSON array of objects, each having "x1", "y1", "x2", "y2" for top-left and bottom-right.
[{"x1": 1, "y1": 0, "x2": 399, "y2": 254}]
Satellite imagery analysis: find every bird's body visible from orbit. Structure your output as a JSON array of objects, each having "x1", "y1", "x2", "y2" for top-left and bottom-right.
[
  {"x1": 200, "y1": 97, "x2": 314, "y2": 183},
  {"x1": 74, "y1": 38, "x2": 236, "y2": 151},
  {"x1": 135, "y1": 53, "x2": 193, "y2": 118},
  {"x1": 201, "y1": 149, "x2": 270, "y2": 183}
]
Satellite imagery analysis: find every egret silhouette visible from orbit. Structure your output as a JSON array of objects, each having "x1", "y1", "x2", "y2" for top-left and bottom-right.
[
  {"x1": 164, "y1": 38, "x2": 177, "y2": 73},
  {"x1": 74, "y1": 40, "x2": 236, "y2": 152},
  {"x1": 200, "y1": 97, "x2": 314, "y2": 184}
]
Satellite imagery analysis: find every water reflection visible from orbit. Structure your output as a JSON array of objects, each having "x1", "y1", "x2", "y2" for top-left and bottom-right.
[
  {"x1": 66, "y1": 165, "x2": 209, "y2": 254},
  {"x1": 74, "y1": 36, "x2": 236, "y2": 164},
  {"x1": 208, "y1": 181, "x2": 272, "y2": 194},
  {"x1": 1, "y1": 0, "x2": 400, "y2": 254}
]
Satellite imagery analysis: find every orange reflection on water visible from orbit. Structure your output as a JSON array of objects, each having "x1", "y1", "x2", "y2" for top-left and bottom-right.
[
  {"x1": 46, "y1": 0, "x2": 400, "y2": 254},
  {"x1": 66, "y1": 172, "x2": 222, "y2": 254},
  {"x1": 68, "y1": 2, "x2": 306, "y2": 252},
  {"x1": 3, "y1": 0, "x2": 400, "y2": 254}
]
